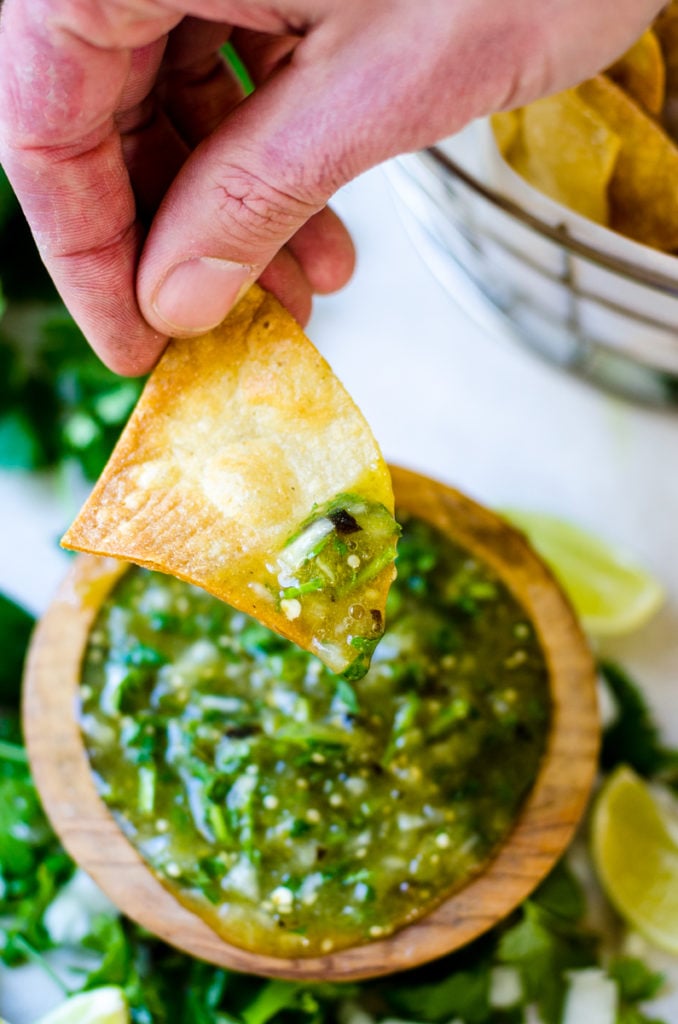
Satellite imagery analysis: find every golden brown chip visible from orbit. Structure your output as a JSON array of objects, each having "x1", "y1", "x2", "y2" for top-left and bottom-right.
[
  {"x1": 490, "y1": 110, "x2": 522, "y2": 157},
  {"x1": 654, "y1": 1, "x2": 678, "y2": 134},
  {"x1": 578, "y1": 74, "x2": 678, "y2": 249},
  {"x1": 655, "y1": 2, "x2": 678, "y2": 80},
  {"x1": 506, "y1": 90, "x2": 620, "y2": 224},
  {"x1": 606, "y1": 29, "x2": 665, "y2": 115},
  {"x1": 63, "y1": 285, "x2": 397, "y2": 676}
]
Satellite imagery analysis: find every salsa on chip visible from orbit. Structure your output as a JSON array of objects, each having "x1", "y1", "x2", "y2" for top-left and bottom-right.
[{"x1": 62, "y1": 285, "x2": 399, "y2": 678}]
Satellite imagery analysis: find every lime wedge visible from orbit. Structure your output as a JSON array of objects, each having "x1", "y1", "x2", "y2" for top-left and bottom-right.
[
  {"x1": 33, "y1": 987, "x2": 129, "y2": 1024},
  {"x1": 591, "y1": 766, "x2": 678, "y2": 953},
  {"x1": 501, "y1": 510, "x2": 664, "y2": 637}
]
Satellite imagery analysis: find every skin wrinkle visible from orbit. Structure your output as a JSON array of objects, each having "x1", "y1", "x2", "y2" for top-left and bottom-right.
[
  {"x1": 116, "y1": 39, "x2": 167, "y2": 116},
  {"x1": 51, "y1": 215, "x2": 137, "y2": 266},
  {"x1": 195, "y1": 61, "x2": 351, "y2": 206},
  {"x1": 54, "y1": 0, "x2": 179, "y2": 50},
  {"x1": 48, "y1": 223, "x2": 162, "y2": 374},
  {"x1": 161, "y1": 0, "x2": 309, "y2": 36},
  {"x1": 4, "y1": 135, "x2": 137, "y2": 258},
  {"x1": 203, "y1": 162, "x2": 322, "y2": 255}
]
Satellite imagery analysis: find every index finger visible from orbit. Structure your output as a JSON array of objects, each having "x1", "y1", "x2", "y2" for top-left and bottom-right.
[{"x1": 0, "y1": 0, "x2": 179, "y2": 373}]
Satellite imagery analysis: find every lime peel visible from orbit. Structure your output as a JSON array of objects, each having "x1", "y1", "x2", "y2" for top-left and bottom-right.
[
  {"x1": 501, "y1": 509, "x2": 664, "y2": 637},
  {"x1": 33, "y1": 986, "x2": 129, "y2": 1024},
  {"x1": 592, "y1": 766, "x2": 678, "y2": 954}
]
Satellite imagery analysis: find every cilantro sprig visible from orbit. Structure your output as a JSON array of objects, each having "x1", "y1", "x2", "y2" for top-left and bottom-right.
[
  {"x1": 0, "y1": 169, "x2": 144, "y2": 481},
  {"x1": 600, "y1": 659, "x2": 678, "y2": 785},
  {"x1": 0, "y1": 36, "x2": 256, "y2": 485}
]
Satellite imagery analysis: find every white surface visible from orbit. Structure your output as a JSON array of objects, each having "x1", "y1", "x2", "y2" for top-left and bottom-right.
[{"x1": 1, "y1": 162, "x2": 678, "y2": 1017}]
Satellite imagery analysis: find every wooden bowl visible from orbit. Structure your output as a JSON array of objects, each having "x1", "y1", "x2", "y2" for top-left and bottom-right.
[{"x1": 23, "y1": 466, "x2": 599, "y2": 981}]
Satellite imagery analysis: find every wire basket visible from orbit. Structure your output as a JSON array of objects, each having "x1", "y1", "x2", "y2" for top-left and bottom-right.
[{"x1": 386, "y1": 124, "x2": 678, "y2": 405}]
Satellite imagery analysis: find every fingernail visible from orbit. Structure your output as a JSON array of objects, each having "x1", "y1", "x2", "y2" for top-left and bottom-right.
[{"x1": 152, "y1": 257, "x2": 253, "y2": 333}]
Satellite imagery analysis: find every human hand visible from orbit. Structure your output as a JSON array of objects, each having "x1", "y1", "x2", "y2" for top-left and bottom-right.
[{"x1": 0, "y1": 0, "x2": 665, "y2": 374}]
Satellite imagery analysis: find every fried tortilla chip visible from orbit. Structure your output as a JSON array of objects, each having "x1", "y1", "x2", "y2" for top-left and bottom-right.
[
  {"x1": 578, "y1": 74, "x2": 678, "y2": 249},
  {"x1": 490, "y1": 110, "x2": 522, "y2": 157},
  {"x1": 655, "y1": 1, "x2": 678, "y2": 135},
  {"x1": 606, "y1": 28, "x2": 665, "y2": 115},
  {"x1": 63, "y1": 285, "x2": 398, "y2": 677},
  {"x1": 508, "y1": 90, "x2": 620, "y2": 224}
]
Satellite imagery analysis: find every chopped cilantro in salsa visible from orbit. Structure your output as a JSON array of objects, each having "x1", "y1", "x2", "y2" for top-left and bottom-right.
[
  {"x1": 274, "y1": 494, "x2": 400, "y2": 678},
  {"x1": 80, "y1": 514, "x2": 550, "y2": 957}
]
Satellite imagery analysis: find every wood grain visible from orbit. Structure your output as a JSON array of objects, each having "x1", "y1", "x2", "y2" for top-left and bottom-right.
[{"x1": 23, "y1": 466, "x2": 599, "y2": 980}]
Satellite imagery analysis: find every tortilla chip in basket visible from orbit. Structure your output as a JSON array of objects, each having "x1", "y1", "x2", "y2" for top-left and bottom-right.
[
  {"x1": 490, "y1": 110, "x2": 521, "y2": 157},
  {"x1": 505, "y1": 90, "x2": 621, "y2": 224},
  {"x1": 62, "y1": 285, "x2": 398, "y2": 678},
  {"x1": 578, "y1": 74, "x2": 678, "y2": 250},
  {"x1": 606, "y1": 28, "x2": 665, "y2": 115},
  {"x1": 655, "y1": 1, "x2": 678, "y2": 135}
]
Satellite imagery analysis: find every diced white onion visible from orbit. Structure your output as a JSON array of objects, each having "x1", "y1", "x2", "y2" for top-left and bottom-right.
[
  {"x1": 277, "y1": 518, "x2": 334, "y2": 575},
  {"x1": 397, "y1": 813, "x2": 426, "y2": 832},
  {"x1": 44, "y1": 870, "x2": 117, "y2": 945},
  {"x1": 179, "y1": 640, "x2": 218, "y2": 665},
  {"x1": 490, "y1": 966, "x2": 522, "y2": 1008},
  {"x1": 336, "y1": 1002, "x2": 376, "y2": 1024},
  {"x1": 221, "y1": 857, "x2": 259, "y2": 902},
  {"x1": 311, "y1": 638, "x2": 348, "y2": 673},
  {"x1": 562, "y1": 969, "x2": 617, "y2": 1024}
]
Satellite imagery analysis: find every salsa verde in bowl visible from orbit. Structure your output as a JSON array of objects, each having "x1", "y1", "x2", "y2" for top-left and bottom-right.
[{"x1": 23, "y1": 467, "x2": 600, "y2": 980}]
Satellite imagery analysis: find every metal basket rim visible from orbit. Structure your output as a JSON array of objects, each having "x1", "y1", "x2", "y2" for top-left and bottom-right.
[{"x1": 422, "y1": 144, "x2": 678, "y2": 298}]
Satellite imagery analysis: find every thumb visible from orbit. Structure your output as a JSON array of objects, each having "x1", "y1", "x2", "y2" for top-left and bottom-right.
[
  {"x1": 137, "y1": 57, "x2": 355, "y2": 336},
  {"x1": 137, "y1": 0, "x2": 549, "y2": 336},
  {"x1": 136, "y1": 0, "x2": 526, "y2": 335}
]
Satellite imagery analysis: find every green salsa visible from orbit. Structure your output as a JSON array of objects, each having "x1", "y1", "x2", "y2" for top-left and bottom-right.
[
  {"x1": 271, "y1": 493, "x2": 400, "y2": 679},
  {"x1": 80, "y1": 515, "x2": 550, "y2": 957}
]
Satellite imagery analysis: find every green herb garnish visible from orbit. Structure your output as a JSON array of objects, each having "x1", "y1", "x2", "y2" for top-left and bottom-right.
[{"x1": 0, "y1": 588, "x2": 672, "y2": 1024}]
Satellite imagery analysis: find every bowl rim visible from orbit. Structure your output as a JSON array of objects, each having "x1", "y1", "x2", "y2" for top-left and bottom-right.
[
  {"x1": 423, "y1": 144, "x2": 678, "y2": 297},
  {"x1": 22, "y1": 466, "x2": 600, "y2": 981}
]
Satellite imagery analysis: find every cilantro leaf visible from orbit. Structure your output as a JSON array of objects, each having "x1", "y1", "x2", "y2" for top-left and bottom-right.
[
  {"x1": 600, "y1": 660, "x2": 678, "y2": 782},
  {"x1": 387, "y1": 964, "x2": 492, "y2": 1023},
  {"x1": 617, "y1": 1010, "x2": 669, "y2": 1024},
  {"x1": 0, "y1": 184, "x2": 145, "y2": 483},
  {"x1": 82, "y1": 916, "x2": 132, "y2": 989},
  {"x1": 609, "y1": 956, "x2": 664, "y2": 1003},
  {"x1": 498, "y1": 900, "x2": 596, "y2": 1024},
  {"x1": 531, "y1": 860, "x2": 586, "y2": 923},
  {"x1": 0, "y1": 591, "x2": 34, "y2": 704},
  {"x1": 334, "y1": 678, "x2": 359, "y2": 714},
  {"x1": 0, "y1": 407, "x2": 46, "y2": 469},
  {"x1": 240, "y1": 980, "x2": 315, "y2": 1024}
]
